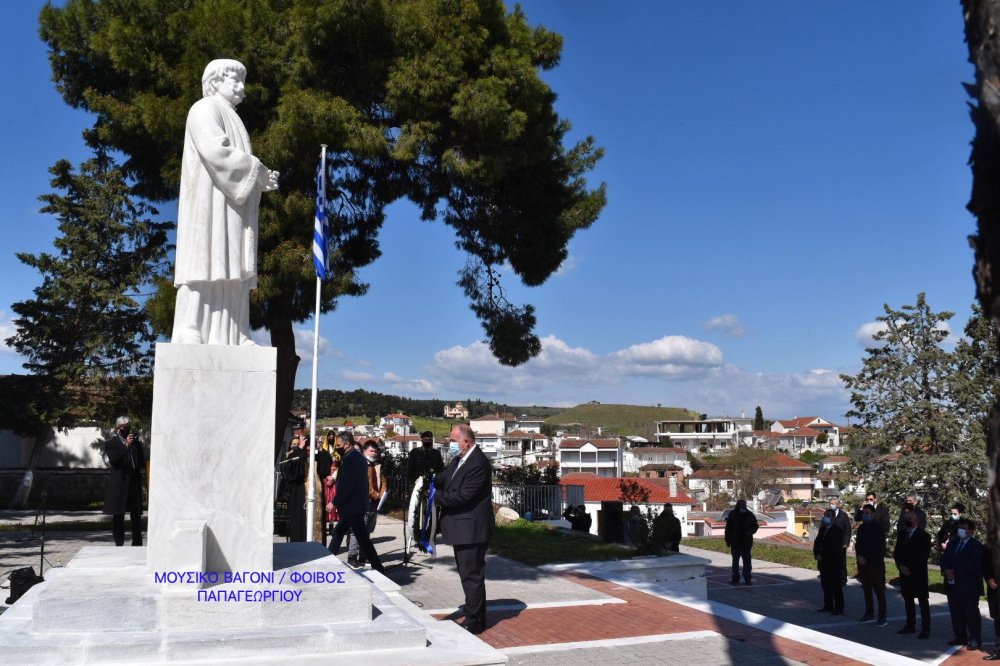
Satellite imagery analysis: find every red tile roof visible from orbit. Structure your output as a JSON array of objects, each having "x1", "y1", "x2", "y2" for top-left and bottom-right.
[
  {"x1": 689, "y1": 469, "x2": 732, "y2": 479},
  {"x1": 560, "y1": 474, "x2": 695, "y2": 504},
  {"x1": 559, "y1": 438, "x2": 621, "y2": 450},
  {"x1": 777, "y1": 416, "x2": 822, "y2": 428}
]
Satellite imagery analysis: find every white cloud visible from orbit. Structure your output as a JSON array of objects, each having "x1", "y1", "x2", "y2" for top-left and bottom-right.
[
  {"x1": 703, "y1": 314, "x2": 747, "y2": 338},
  {"x1": 854, "y1": 321, "x2": 887, "y2": 347},
  {"x1": 553, "y1": 254, "x2": 578, "y2": 277},
  {"x1": 611, "y1": 336, "x2": 723, "y2": 378},
  {"x1": 383, "y1": 371, "x2": 401, "y2": 382},
  {"x1": 0, "y1": 310, "x2": 17, "y2": 355},
  {"x1": 341, "y1": 370, "x2": 374, "y2": 382}
]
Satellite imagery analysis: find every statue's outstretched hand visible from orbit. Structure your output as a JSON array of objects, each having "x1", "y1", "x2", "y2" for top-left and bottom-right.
[{"x1": 261, "y1": 168, "x2": 279, "y2": 191}]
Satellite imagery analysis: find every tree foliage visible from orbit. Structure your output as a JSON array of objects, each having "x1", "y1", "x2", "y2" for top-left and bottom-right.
[
  {"x1": 753, "y1": 405, "x2": 764, "y2": 431},
  {"x1": 5, "y1": 149, "x2": 171, "y2": 430},
  {"x1": 38, "y1": 0, "x2": 606, "y2": 455},
  {"x1": 841, "y1": 293, "x2": 963, "y2": 454},
  {"x1": 841, "y1": 296, "x2": 995, "y2": 532},
  {"x1": 724, "y1": 447, "x2": 780, "y2": 500}
]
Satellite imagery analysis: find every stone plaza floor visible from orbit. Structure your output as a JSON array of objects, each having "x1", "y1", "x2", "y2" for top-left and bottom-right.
[{"x1": 0, "y1": 511, "x2": 994, "y2": 665}]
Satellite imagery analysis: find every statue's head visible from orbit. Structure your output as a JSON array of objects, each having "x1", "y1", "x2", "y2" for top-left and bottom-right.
[{"x1": 201, "y1": 59, "x2": 247, "y2": 101}]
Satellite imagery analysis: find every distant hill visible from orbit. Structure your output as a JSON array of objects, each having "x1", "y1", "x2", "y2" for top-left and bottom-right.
[{"x1": 545, "y1": 403, "x2": 700, "y2": 440}]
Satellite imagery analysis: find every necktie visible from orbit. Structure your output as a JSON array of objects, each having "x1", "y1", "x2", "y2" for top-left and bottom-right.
[{"x1": 956, "y1": 540, "x2": 965, "y2": 556}]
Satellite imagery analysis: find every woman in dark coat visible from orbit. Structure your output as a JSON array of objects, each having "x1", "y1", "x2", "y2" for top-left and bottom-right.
[{"x1": 814, "y1": 508, "x2": 846, "y2": 615}]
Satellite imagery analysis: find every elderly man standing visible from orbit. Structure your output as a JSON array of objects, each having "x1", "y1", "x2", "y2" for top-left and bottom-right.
[
  {"x1": 103, "y1": 416, "x2": 145, "y2": 547},
  {"x1": 435, "y1": 424, "x2": 494, "y2": 634}
]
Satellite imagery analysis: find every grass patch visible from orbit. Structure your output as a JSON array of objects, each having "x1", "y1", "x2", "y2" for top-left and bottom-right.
[
  {"x1": 685, "y1": 537, "x2": 950, "y2": 594},
  {"x1": 489, "y1": 519, "x2": 634, "y2": 566},
  {"x1": 544, "y1": 403, "x2": 698, "y2": 438}
]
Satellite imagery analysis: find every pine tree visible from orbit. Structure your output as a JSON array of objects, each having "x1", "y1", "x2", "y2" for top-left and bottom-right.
[
  {"x1": 753, "y1": 405, "x2": 764, "y2": 431},
  {"x1": 6, "y1": 149, "x2": 171, "y2": 429}
]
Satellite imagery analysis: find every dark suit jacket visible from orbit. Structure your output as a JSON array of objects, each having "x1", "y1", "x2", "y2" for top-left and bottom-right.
[
  {"x1": 103, "y1": 435, "x2": 144, "y2": 514},
  {"x1": 724, "y1": 510, "x2": 758, "y2": 548},
  {"x1": 893, "y1": 527, "x2": 931, "y2": 598},
  {"x1": 814, "y1": 523, "x2": 846, "y2": 576},
  {"x1": 854, "y1": 504, "x2": 891, "y2": 534},
  {"x1": 407, "y1": 446, "x2": 444, "y2": 483},
  {"x1": 333, "y1": 448, "x2": 369, "y2": 519},
  {"x1": 855, "y1": 521, "x2": 886, "y2": 571},
  {"x1": 831, "y1": 509, "x2": 852, "y2": 548},
  {"x1": 940, "y1": 536, "x2": 986, "y2": 599},
  {"x1": 435, "y1": 446, "x2": 494, "y2": 546}
]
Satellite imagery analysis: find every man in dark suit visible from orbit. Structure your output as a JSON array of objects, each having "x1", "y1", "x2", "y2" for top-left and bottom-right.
[
  {"x1": 936, "y1": 502, "x2": 965, "y2": 551},
  {"x1": 829, "y1": 497, "x2": 852, "y2": 583},
  {"x1": 407, "y1": 431, "x2": 444, "y2": 484},
  {"x1": 894, "y1": 507, "x2": 932, "y2": 639},
  {"x1": 103, "y1": 416, "x2": 145, "y2": 546},
  {"x1": 854, "y1": 492, "x2": 891, "y2": 534},
  {"x1": 896, "y1": 493, "x2": 928, "y2": 535},
  {"x1": 327, "y1": 433, "x2": 385, "y2": 573},
  {"x1": 435, "y1": 424, "x2": 494, "y2": 635},
  {"x1": 940, "y1": 517, "x2": 985, "y2": 651},
  {"x1": 855, "y1": 503, "x2": 887, "y2": 625},
  {"x1": 724, "y1": 499, "x2": 758, "y2": 585},
  {"x1": 815, "y1": 509, "x2": 846, "y2": 615}
]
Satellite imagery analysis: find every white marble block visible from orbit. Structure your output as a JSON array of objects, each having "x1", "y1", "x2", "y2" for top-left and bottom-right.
[{"x1": 148, "y1": 343, "x2": 276, "y2": 575}]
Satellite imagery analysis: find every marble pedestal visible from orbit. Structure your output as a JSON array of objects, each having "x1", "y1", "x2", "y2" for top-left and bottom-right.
[
  {"x1": 541, "y1": 553, "x2": 710, "y2": 599},
  {"x1": 147, "y1": 343, "x2": 276, "y2": 575},
  {"x1": 0, "y1": 543, "x2": 506, "y2": 665}
]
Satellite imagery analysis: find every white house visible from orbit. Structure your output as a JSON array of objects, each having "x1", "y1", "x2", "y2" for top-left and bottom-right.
[
  {"x1": 768, "y1": 416, "x2": 844, "y2": 453},
  {"x1": 687, "y1": 453, "x2": 815, "y2": 501},
  {"x1": 379, "y1": 413, "x2": 413, "y2": 434},
  {"x1": 497, "y1": 430, "x2": 552, "y2": 467},
  {"x1": 623, "y1": 446, "x2": 691, "y2": 474},
  {"x1": 558, "y1": 438, "x2": 623, "y2": 477},
  {"x1": 443, "y1": 402, "x2": 469, "y2": 419},
  {"x1": 655, "y1": 415, "x2": 754, "y2": 453}
]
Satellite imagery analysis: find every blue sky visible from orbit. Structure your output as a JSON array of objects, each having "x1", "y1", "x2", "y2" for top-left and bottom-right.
[{"x1": 0, "y1": 1, "x2": 978, "y2": 423}]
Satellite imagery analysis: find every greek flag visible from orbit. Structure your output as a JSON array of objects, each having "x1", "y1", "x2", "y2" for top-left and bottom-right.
[{"x1": 312, "y1": 163, "x2": 328, "y2": 279}]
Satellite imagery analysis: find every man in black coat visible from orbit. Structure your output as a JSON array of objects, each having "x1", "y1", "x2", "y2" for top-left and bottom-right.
[
  {"x1": 855, "y1": 504, "x2": 887, "y2": 625},
  {"x1": 893, "y1": 507, "x2": 932, "y2": 639},
  {"x1": 327, "y1": 433, "x2": 385, "y2": 573},
  {"x1": 940, "y1": 517, "x2": 985, "y2": 650},
  {"x1": 103, "y1": 416, "x2": 145, "y2": 546},
  {"x1": 435, "y1": 424, "x2": 495, "y2": 635},
  {"x1": 896, "y1": 493, "x2": 928, "y2": 535},
  {"x1": 724, "y1": 499, "x2": 759, "y2": 585},
  {"x1": 407, "y1": 431, "x2": 444, "y2": 484},
  {"x1": 936, "y1": 502, "x2": 965, "y2": 551},
  {"x1": 854, "y1": 492, "x2": 891, "y2": 534},
  {"x1": 815, "y1": 509, "x2": 846, "y2": 615},
  {"x1": 829, "y1": 497, "x2": 852, "y2": 583}
]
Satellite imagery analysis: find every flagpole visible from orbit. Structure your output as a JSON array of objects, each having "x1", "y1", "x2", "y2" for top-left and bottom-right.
[{"x1": 306, "y1": 144, "x2": 327, "y2": 543}]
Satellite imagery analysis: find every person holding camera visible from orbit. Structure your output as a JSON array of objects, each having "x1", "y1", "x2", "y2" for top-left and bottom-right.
[{"x1": 103, "y1": 416, "x2": 145, "y2": 546}]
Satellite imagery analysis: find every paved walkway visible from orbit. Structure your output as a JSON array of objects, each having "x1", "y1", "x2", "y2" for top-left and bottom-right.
[{"x1": 1, "y1": 513, "x2": 994, "y2": 665}]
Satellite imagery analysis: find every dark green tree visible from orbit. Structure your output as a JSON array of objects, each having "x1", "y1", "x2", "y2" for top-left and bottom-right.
[
  {"x1": 5, "y1": 149, "x2": 170, "y2": 505},
  {"x1": 753, "y1": 405, "x2": 764, "y2": 431},
  {"x1": 840, "y1": 294, "x2": 962, "y2": 455},
  {"x1": 39, "y1": 0, "x2": 606, "y2": 458}
]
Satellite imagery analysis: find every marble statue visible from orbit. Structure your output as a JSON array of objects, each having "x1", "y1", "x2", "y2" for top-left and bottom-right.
[{"x1": 171, "y1": 59, "x2": 279, "y2": 346}]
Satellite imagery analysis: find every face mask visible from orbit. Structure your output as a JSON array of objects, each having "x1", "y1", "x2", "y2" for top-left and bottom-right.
[
  {"x1": 738, "y1": 507, "x2": 747, "y2": 513},
  {"x1": 905, "y1": 502, "x2": 914, "y2": 509},
  {"x1": 365, "y1": 455, "x2": 376, "y2": 464},
  {"x1": 822, "y1": 516, "x2": 831, "y2": 525},
  {"x1": 118, "y1": 427, "x2": 131, "y2": 437},
  {"x1": 829, "y1": 504, "x2": 837, "y2": 511},
  {"x1": 449, "y1": 442, "x2": 460, "y2": 455},
  {"x1": 951, "y1": 512, "x2": 960, "y2": 520},
  {"x1": 957, "y1": 528, "x2": 968, "y2": 539}
]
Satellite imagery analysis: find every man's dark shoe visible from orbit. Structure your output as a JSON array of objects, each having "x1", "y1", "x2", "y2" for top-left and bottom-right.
[
  {"x1": 460, "y1": 618, "x2": 486, "y2": 635},
  {"x1": 347, "y1": 556, "x2": 362, "y2": 570},
  {"x1": 983, "y1": 651, "x2": 1000, "y2": 660},
  {"x1": 874, "y1": 618, "x2": 887, "y2": 628},
  {"x1": 729, "y1": 578, "x2": 740, "y2": 585},
  {"x1": 968, "y1": 641, "x2": 981, "y2": 652},
  {"x1": 897, "y1": 626, "x2": 915, "y2": 634},
  {"x1": 817, "y1": 606, "x2": 832, "y2": 612},
  {"x1": 743, "y1": 579, "x2": 752, "y2": 585},
  {"x1": 859, "y1": 614, "x2": 874, "y2": 623},
  {"x1": 918, "y1": 630, "x2": 930, "y2": 640}
]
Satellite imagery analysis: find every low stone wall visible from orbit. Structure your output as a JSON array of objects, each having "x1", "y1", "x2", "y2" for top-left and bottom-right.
[{"x1": 0, "y1": 469, "x2": 110, "y2": 510}]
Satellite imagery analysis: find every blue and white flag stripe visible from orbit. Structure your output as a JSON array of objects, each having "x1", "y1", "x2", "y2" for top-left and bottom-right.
[{"x1": 312, "y1": 163, "x2": 328, "y2": 279}]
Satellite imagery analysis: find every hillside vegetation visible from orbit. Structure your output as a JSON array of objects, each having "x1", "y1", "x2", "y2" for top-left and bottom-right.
[{"x1": 545, "y1": 403, "x2": 699, "y2": 439}]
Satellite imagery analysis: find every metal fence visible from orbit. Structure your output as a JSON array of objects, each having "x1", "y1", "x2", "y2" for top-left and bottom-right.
[{"x1": 492, "y1": 483, "x2": 585, "y2": 521}]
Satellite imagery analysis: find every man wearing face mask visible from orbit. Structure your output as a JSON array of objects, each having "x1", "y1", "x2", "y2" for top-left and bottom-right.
[
  {"x1": 327, "y1": 433, "x2": 385, "y2": 573},
  {"x1": 103, "y1": 416, "x2": 145, "y2": 547},
  {"x1": 893, "y1": 507, "x2": 932, "y2": 638},
  {"x1": 724, "y1": 499, "x2": 759, "y2": 585},
  {"x1": 940, "y1": 518, "x2": 985, "y2": 651},
  {"x1": 829, "y1": 497, "x2": 852, "y2": 583},
  {"x1": 435, "y1": 424, "x2": 494, "y2": 634},
  {"x1": 346, "y1": 441, "x2": 386, "y2": 569},
  {"x1": 897, "y1": 493, "x2": 928, "y2": 536},
  {"x1": 855, "y1": 504, "x2": 888, "y2": 626},
  {"x1": 854, "y1": 493, "x2": 891, "y2": 534},
  {"x1": 815, "y1": 508, "x2": 846, "y2": 615},
  {"x1": 937, "y1": 502, "x2": 965, "y2": 551}
]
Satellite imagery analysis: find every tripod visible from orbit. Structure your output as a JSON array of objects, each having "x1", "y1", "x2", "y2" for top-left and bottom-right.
[{"x1": 15, "y1": 490, "x2": 55, "y2": 579}]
